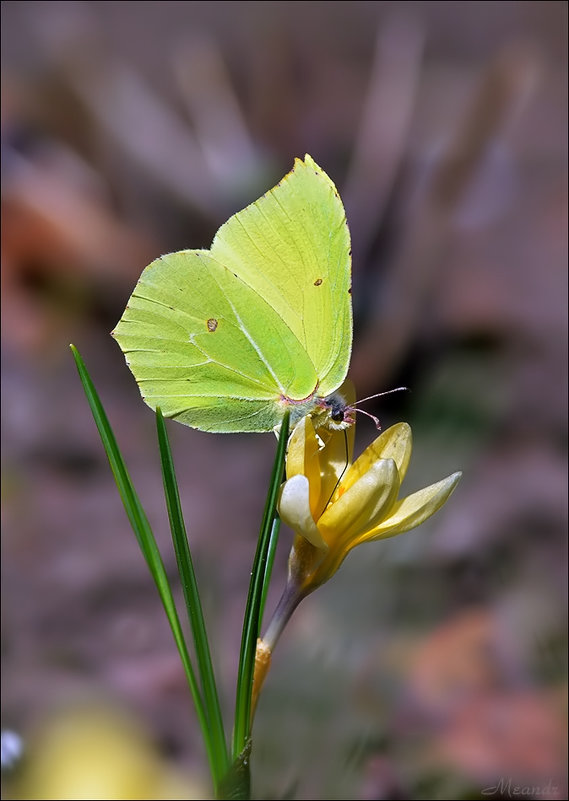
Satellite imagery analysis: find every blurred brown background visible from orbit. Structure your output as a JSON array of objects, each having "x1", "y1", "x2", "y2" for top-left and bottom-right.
[{"x1": 1, "y1": 2, "x2": 567, "y2": 799}]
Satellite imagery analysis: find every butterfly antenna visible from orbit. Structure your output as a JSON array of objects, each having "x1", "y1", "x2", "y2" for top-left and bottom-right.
[
  {"x1": 353, "y1": 387, "x2": 409, "y2": 406},
  {"x1": 353, "y1": 406, "x2": 382, "y2": 430},
  {"x1": 349, "y1": 386, "x2": 409, "y2": 430}
]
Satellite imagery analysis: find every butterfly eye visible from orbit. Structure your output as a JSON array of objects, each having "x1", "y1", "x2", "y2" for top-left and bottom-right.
[{"x1": 331, "y1": 408, "x2": 344, "y2": 422}]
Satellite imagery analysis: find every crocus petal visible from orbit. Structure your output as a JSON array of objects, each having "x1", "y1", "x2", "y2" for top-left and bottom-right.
[
  {"x1": 315, "y1": 427, "x2": 353, "y2": 517},
  {"x1": 318, "y1": 459, "x2": 399, "y2": 545},
  {"x1": 342, "y1": 423, "x2": 412, "y2": 493},
  {"x1": 278, "y1": 474, "x2": 328, "y2": 549},
  {"x1": 360, "y1": 471, "x2": 462, "y2": 542},
  {"x1": 311, "y1": 378, "x2": 356, "y2": 514},
  {"x1": 286, "y1": 416, "x2": 323, "y2": 516},
  {"x1": 286, "y1": 416, "x2": 320, "y2": 481}
]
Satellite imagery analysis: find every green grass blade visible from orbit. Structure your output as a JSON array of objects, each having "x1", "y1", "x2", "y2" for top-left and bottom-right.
[
  {"x1": 218, "y1": 740, "x2": 252, "y2": 800},
  {"x1": 232, "y1": 411, "x2": 290, "y2": 760},
  {"x1": 156, "y1": 409, "x2": 229, "y2": 777},
  {"x1": 259, "y1": 516, "x2": 281, "y2": 625},
  {"x1": 70, "y1": 345, "x2": 218, "y2": 788}
]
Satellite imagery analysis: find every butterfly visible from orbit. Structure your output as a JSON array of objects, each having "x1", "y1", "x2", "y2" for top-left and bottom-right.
[{"x1": 112, "y1": 155, "x2": 352, "y2": 433}]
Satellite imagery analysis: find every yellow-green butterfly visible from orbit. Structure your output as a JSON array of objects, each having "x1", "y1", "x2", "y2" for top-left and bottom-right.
[{"x1": 112, "y1": 155, "x2": 352, "y2": 432}]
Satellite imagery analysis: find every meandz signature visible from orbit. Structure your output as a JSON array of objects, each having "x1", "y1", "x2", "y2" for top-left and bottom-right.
[{"x1": 482, "y1": 777, "x2": 559, "y2": 797}]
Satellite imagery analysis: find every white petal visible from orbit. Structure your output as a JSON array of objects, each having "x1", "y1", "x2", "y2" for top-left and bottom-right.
[{"x1": 278, "y1": 475, "x2": 328, "y2": 549}]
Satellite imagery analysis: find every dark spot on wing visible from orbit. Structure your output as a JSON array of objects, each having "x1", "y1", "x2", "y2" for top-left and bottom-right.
[
  {"x1": 314, "y1": 278, "x2": 323, "y2": 286},
  {"x1": 207, "y1": 318, "x2": 218, "y2": 332}
]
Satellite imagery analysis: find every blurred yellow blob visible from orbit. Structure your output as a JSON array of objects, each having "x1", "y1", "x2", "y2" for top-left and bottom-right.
[{"x1": 10, "y1": 701, "x2": 210, "y2": 801}]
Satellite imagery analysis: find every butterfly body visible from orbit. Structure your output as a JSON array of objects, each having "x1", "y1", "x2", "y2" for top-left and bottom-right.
[{"x1": 113, "y1": 156, "x2": 352, "y2": 433}]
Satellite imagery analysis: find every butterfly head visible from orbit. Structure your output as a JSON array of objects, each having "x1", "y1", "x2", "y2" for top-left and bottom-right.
[
  {"x1": 312, "y1": 385, "x2": 409, "y2": 432},
  {"x1": 313, "y1": 392, "x2": 356, "y2": 431}
]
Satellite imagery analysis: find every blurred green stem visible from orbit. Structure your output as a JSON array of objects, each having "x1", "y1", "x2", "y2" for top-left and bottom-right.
[{"x1": 230, "y1": 412, "x2": 290, "y2": 794}]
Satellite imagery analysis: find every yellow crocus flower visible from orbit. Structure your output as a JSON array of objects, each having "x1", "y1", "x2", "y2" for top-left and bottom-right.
[
  {"x1": 252, "y1": 410, "x2": 462, "y2": 714},
  {"x1": 254, "y1": 412, "x2": 461, "y2": 699},
  {"x1": 278, "y1": 415, "x2": 462, "y2": 599}
]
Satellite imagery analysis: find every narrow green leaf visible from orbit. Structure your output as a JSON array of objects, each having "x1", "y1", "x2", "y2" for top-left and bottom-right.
[
  {"x1": 70, "y1": 345, "x2": 219, "y2": 790},
  {"x1": 232, "y1": 412, "x2": 290, "y2": 760},
  {"x1": 156, "y1": 409, "x2": 229, "y2": 777},
  {"x1": 259, "y1": 516, "x2": 281, "y2": 625},
  {"x1": 219, "y1": 739, "x2": 252, "y2": 800}
]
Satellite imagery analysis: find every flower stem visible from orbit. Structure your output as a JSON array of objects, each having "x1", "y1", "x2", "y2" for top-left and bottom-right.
[
  {"x1": 262, "y1": 581, "x2": 304, "y2": 653},
  {"x1": 231, "y1": 411, "x2": 289, "y2": 761}
]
